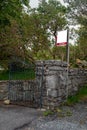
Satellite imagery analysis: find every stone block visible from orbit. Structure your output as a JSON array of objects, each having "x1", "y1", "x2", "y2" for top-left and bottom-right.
[
  {"x1": 46, "y1": 75, "x2": 58, "y2": 89},
  {"x1": 47, "y1": 89, "x2": 57, "y2": 98}
]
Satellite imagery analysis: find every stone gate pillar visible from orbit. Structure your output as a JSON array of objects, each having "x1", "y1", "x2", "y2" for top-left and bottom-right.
[{"x1": 36, "y1": 60, "x2": 67, "y2": 109}]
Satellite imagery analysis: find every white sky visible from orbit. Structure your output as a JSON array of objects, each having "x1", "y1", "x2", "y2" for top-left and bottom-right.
[{"x1": 30, "y1": 0, "x2": 65, "y2": 8}]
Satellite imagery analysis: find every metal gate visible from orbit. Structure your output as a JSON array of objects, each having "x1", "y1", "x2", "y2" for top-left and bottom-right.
[{"x1": 8, "y1": 59, "x2": 44, "y2": 108}]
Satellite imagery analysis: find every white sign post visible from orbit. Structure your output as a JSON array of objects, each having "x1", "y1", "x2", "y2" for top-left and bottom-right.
[{"x1": 56, "y1": 30, "x2": 69, "y2": 98}]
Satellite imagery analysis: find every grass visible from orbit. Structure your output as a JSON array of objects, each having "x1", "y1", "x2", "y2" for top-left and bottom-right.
[
  {"x1": 0, "y1": 70, "x2": 9, "y2": 80},
  {"x1": 43, "y1": 110, "x2": 54, "y2": 116},
  {"x1": 43, "y1": 108, "x2": 73, "y2": 117},
  {"x1": 65, "y1": 85, "x2": 87, "y2": 105},
  {"x1": 0, "y1": 69, "x2": 35, "y2": 80}
]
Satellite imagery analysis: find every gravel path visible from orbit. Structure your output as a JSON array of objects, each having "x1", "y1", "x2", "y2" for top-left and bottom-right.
[{"x1": 18, "y1": 102, "x2": 87, "y2": 130}]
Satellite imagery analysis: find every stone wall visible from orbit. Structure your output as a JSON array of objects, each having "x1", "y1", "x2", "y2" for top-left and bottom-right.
[
  {"x1": 36, "y1": 60, "x2": 87, "y2": 109},
  {"x1": 0, "y1": 81, "x2": 8, "y2": 100},
  {"x1": 0, "y1": 80, "x2": 41, "y2": 107},
  {"x1": 0, "y1": 60, "x2": 87, "y2": 109},
  {"x1": 36, "y1": 60, "x2": 67, "y2": 109},
  {"x1": 68, "y1": 69, "x2": 87, "y2": 95}
]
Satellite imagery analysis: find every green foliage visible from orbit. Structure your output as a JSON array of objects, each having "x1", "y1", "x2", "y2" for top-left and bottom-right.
[
  {"x1": 66, "y1": 111, "x2": 72, "y2": 116},
  {"x1": 0, "y1": 0, "x2": 29, "y2": 27},
  {"x1": 0, "y1": 0, "x2": 31, "y2": 69},
  {"x1": 64, "y1": 0, "x2": 87, "y2": 64},
  {"x1": 52, "y1": 46, "x2": 66, "y2": 61},
  {"x1": 0, "y1": 20, "x2": 28, "y2": 68},
  {"x1": 1, "y1": 0, "x2": 87, "y2": 68},
  {"x1": 66, "y1": 0, "x2": 87, "y2": 25},
  {"x1": 19, "y1": 0, "x2": 67, "y2": 61},
  {"x1": 65, "y1": 85, "x2": 87, "y2": 105},
  {"x1": 38, "y1": 0, "x2": 67, "y2": 38},
  {"x1": 43, "y1": 110, "x2": 54, "y2": 116},
  {"x1": 0, "y1": 70, "x2": 9, "y2": 80},
  {"x1": 57, "y1": 108, "x2": 72, "y2": 117},
  {"x1": 0, "y1": 69, "x2": 35, "y2": 80},
  {"x1": 77, "y1": 27, "x2": 87, "y2": 60}
]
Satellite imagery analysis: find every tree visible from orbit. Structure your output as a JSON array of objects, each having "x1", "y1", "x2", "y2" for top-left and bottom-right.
[
  {"x1": 0, "y1": 0, "x2": 67, "y2": 69},
  {"x1": 65, "y1": 0, "x2": 87, "y2": 25},
  {"x1": 38, "y1": 0, "x2": 67, "y2": 37},
  {"x1": 64, "y1": 0, "x2": 87, "y2": 61},
  {"x1": 77, "y1": 27, "x2": 87, "y2": 60},
  {"x1": 26, "y1": 0, "x2": 67, "y2": 59},
  {"x1": 0, "y1": 0, "x2": 30, "y2": 69},
  {"x1": 0, "y1": 0, "x2": 29, "y2": 27}
]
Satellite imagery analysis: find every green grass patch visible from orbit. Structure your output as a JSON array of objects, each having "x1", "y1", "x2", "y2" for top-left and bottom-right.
[
  {"x1": 65, "y1": 85, "x2": 87, "y2": 105},
  {"x1": 43, "y1": 110, "x2": 54, "y2": 116},
  {"x1": 0, "y1": 69, "x2": 35, "y2": 80},
  {"x1": 0, "y1": 70, "x2": 9, "y2": 80}
]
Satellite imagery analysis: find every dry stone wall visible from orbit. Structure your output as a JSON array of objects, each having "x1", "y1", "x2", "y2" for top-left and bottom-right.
[
  {"x1": 0, "y1": 60, "x2": 87, "y2": 109},
  {"x1": 68, "y1": 69, "x2": 87, "y2": 95},
  {"x1": 0, "y1": 81, "x2": 8, "y2": 100},
  {"x1": 36, "y1": 60, "x2": 87, "y2": 109},
  {"x1": 0, "y1": 80, "x2": 41, "y2": 107}
]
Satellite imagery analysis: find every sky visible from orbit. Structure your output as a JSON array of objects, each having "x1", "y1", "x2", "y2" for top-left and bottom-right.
[
  {"x1": 30, "y1": 0, "x2": 38, "y2": 8},
  {"x1": 30, "y1": 0, "x2": 65, "y2": 8}
]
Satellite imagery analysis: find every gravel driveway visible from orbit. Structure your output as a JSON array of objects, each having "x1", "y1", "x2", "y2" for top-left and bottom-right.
[{"x1": 18, "y1": 102, "x2": 87, "y2": 130}]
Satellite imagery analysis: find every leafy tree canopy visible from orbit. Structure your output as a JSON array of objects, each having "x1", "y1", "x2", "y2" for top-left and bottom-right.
[
  {"x1": 64, "y1": 0, "x2": 87, "y2": 63},
  {"x1": 65, "y1": 0, "x2": 87, "y2": 26},
  {"x1": 0, "y1": 0, "x2": 30, "y2": 27}
]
